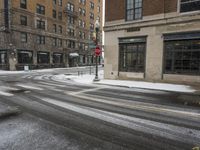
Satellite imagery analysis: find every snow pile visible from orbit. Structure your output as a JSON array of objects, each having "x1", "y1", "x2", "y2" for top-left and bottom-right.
[
  {"x1": 97, "y1": 80, "x2": 195, "y2": 93},
  {"x1": 53, "y1": 70, "x2": 104, "y2": 84},
  {"x1": 0, "y1": 70, "x2": 27, "y2": 75}
]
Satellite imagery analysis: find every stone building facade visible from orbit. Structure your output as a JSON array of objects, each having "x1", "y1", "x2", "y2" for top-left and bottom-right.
[
  {"x1": 0, "y1": 0, "x2": 102, "y2": 70},
  {"x1": 104, "y1": 0, "x2": 200, "y2": 83}
]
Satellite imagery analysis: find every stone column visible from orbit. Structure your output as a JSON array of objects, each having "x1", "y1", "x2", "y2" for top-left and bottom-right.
[
  {"x1": 145, "y1": 31, "x2": 163, "y2": 81},
  {"x1": 8, "y1": 51, "x2": 17, "y2": 71}
]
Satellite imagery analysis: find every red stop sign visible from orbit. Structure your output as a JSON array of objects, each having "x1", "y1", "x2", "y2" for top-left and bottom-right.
[{"x1": 95, "y1": 46, "x2": 101, "y2": 56}]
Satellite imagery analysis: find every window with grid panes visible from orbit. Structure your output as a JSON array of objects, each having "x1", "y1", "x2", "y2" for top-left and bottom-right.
[
  {"x1": 36, "y1": 4, "x2": 45, "y2": 15},
  {"x1": 164, "y1": 39, "x2": 200, "y2": 75},
  {"x1": 126, "y1": 0, "x2": 142, "y2": 21}
]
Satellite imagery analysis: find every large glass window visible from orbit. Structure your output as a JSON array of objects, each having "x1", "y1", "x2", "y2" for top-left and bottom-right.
[
  {"x1": 180, "y1": 0, "x2": 200, "y2": 13},
  {"x1": 0, "y1": 51, "x2": 7, "y2": 64},
  {"x1": 53, "y1": 53, "x2": 63, "y2": 64},
  {"x1": 37, "y1": 52, "x2": 50, "y2": 64},
  {"x1": 126, "y1": 0, "x2": 142, "y2": 21},
  {"x1": 164, "y1": 39, "x2": 200, "y2": 75},
  {"x1": 119, "y1": 39, "x2": 146, "y2": 72},
  {"x1": 18, "y1": 50, "x2": 33, "y2": 64}
]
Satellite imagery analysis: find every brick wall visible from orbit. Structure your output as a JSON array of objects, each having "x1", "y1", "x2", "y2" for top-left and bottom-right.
[
  {"x1": 105, "y1": 0, "x2": 178, "y2": 22},
  {"x1": 143, "y1": 0, "x2": 164, "y2": 16},
  {"x1": 164, "y1": 0, "x2": 178, "y2": 13},
  {"x1": 105, "y1": 0, "x2": 125, "y2": 22}
]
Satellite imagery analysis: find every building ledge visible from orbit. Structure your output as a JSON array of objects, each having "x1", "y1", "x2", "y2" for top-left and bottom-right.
[{"x1": 104, "y1": 12, "x2": 200, "y2": 32}]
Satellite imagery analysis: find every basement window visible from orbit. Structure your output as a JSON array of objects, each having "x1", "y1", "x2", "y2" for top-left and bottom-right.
[{"x1": 180, "y1": 0, "x2": 200, "y2": 13}]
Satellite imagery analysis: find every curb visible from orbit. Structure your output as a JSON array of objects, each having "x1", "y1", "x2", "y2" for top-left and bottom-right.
[{"x1": 94, "y1": 82, "x2": 200, "y2": 106}]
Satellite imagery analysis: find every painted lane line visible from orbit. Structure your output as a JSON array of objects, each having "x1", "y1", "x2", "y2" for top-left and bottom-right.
[
  {"x1": 69, "y1": 87, "x2": 105, "y2": 95},
  {"x1": 16, "y1": 84, "x2": 43, "y2": 90},
  {"x1": 39, "y1": 82, "x2": 66, "y2": 88},
  {"x1": 35, "y1": 84, "x2": 64, "y2": 92}
]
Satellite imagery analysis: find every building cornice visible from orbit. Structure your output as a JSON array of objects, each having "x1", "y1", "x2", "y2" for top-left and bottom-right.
[{"x1": 104, "y1": 12, "x2": 200, "y2": 32}]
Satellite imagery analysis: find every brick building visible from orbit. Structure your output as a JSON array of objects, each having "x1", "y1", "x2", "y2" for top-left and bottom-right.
[
  {"x1": 0, "y1": 0, "x2": 102, "y2": 70},
  {"x1": 104, "y1": 0, "x2": 200, "y2": 83}
]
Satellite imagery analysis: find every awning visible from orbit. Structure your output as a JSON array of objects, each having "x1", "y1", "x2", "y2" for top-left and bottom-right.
[{"x1": 69, "y1": 53, "x2": 79, "y2": 57}]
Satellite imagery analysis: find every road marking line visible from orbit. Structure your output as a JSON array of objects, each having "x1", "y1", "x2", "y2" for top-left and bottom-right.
[
  {"x1": 39, "y1": 82, "x2": 66, "y2": 87},
  {"x1": 69, "y1": 87, "x2": 104, "y2": 95},
  {"x1": 16, "y1": 84, "x2": 43, "y2": 90}
]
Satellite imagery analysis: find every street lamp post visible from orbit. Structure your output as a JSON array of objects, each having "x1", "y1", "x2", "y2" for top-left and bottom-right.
[{"x1": 94, "y1": 20, "x2": 100, "y2": 81}]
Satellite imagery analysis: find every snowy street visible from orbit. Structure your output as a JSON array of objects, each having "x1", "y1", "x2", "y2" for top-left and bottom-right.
[{"x1": 0, "y1": 66, "x2": 200, "y2": 150}]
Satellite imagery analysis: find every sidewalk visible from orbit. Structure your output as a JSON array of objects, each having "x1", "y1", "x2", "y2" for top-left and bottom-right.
[{"x1": 96, "y1": 79, "x2": 200, "y2": 107}]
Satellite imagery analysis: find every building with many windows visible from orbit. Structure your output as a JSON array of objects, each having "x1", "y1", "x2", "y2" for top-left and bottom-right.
[
  {"x1": 104, "y1": 0, "x2": 200, "y2": 83},
  {"x1": 0, "y1": 0, "x2": 102, "y2": 70}
]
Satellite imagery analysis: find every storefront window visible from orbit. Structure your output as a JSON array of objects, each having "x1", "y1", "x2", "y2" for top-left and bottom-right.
[
  {"x1": 119, "y1": 38, "x2": 146, "y2": 72},
  {"x1": 164, "y1": 39, "x2": 200, "y2": 75},
  {"x1": 53, "y1": 53, "x2": 63, "y2": 64},
  {"x1": 0, "y1": 51, "x2": 7, "y2": 64},
  {"x1": 37, "y1": 52, "x2": 50, "y2": 64},
  {"x1": 18, "y1": 50, "x2": 33, "y2": 64}
]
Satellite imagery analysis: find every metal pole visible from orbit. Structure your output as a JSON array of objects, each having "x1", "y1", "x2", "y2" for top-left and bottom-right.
[{"x1": 94, "y1": 27, "x2": 99, "y2": 81}]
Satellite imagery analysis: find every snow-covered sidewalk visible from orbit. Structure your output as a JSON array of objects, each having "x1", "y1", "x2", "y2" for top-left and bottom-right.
[
  {"x1": 0, "y1": 68, "x2": 196, "y2": 93},
  {"x1": 97, "y1": 80, "x2": 195, "y2": 93},
  {"x1": 53, "y1": 70, "x2": 195, "y2": 93}
]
